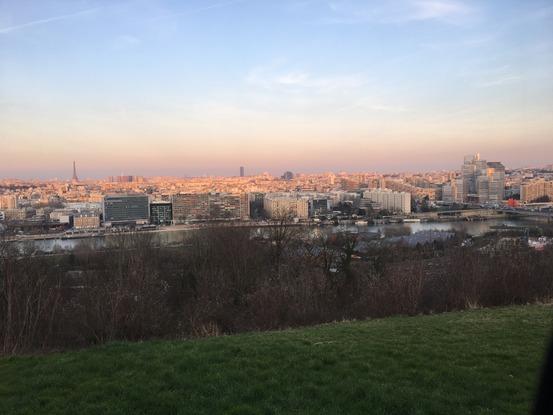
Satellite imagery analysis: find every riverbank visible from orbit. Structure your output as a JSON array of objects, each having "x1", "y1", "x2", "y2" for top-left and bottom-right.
[{"x1": 4, "y1": 217, "x2": 549, "y2": 253}]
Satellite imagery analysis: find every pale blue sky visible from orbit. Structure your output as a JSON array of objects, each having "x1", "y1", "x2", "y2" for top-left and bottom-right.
[{"x1": 1, "y1": 0, "x2": 552, "y2": 178}]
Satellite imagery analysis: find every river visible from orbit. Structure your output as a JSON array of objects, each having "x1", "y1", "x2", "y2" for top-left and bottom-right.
[{"x1": 13, "y1": 217, "x2": 544, "y2": 253}]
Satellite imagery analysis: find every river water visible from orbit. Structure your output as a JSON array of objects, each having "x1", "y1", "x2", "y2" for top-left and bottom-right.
[{"x1": 15, "y1": 218, "x2": 543, "y2": 253}]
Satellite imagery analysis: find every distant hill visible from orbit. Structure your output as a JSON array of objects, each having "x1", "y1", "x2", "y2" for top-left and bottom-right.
[{"x1": 1, "y1": 305, "x2": 551, "y2": 415}]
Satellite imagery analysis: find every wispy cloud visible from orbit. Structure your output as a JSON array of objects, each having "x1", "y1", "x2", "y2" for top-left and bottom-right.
[
  {"x1": 113, "y1": 34, "x2": 141, "y2": 50},
  {"x1": 0, "y1": 7, "x2": 98, "y2": 34},
  {"x1": 150, "y1": 0, "x2": 248, "y2": 21},
  {"x1": 338, "y1": 97, "x2": 409, "y2": 113},
  {"x1": 475, "y1": 65, "x2": 522, "y2": 88},
  {"x1": 478, "y1": 75, "x2": 521, "y2": 88},
  {"x1": 420, "y1": 33, "x2": 496, "y2": 50},
  {"x1": 405, "y1": 0, "x2": 471, "y2": 22},
  {"x1": 246, "y1": 65, "x2": 366, "y2": 92},
  {"x1": 318, "y1": 0, "x2": 473, "y2": 25}
]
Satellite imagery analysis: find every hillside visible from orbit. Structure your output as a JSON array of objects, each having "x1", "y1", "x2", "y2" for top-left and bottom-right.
[{"x1": 1, "y1": 305, "x2": 552, "y2": 415}]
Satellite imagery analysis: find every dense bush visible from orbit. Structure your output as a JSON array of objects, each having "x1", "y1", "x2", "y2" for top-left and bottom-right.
[{"x1": 1, "y1": 225, "x2": 552, "y2": 354}]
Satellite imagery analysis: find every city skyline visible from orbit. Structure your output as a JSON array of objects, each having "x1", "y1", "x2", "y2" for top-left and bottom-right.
[
  {"x1": 1, "y1": 0, "x2": 553, "y2": 178},
  {"x1": 0, "y1": 156, "x2": 551, "y2": 181}
]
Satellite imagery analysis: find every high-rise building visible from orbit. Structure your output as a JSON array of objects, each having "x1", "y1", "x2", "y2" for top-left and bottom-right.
[
  {"x1": 240, "y1": 166, "x2": 245, "y2": 177},
  {"x1": 441, "y1": 182, "x2": 455, "y2": 203},
  {"x1": 102, "y1": 194, "x2": 150, "y2": 226},
  {"x1": 281, "y1": 171, "x2": 294, "y2": 181},
  {"x1": 461, "y1": 154, "x2": 505, "y2": 203}
]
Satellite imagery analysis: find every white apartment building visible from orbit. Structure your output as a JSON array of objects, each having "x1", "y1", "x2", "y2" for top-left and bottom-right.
[{"x1": 362, "y1": 189, "x2": 411, "y2": 214}]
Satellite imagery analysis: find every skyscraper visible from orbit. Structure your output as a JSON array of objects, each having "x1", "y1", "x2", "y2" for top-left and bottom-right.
[
  {"x1": 72, "y1": 161, "x2": 79, "y2": 183},
  {"x1": 240, "y1": 166, "x2": 245, "y2": 177},
  {"x1": 461, "y1": 154, "x2": 505, "y2": 203}
]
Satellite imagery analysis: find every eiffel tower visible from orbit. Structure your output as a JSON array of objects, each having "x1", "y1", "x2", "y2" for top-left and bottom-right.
[{"x1": 72, "y1": 161, "x2": 79, "y2": 183}]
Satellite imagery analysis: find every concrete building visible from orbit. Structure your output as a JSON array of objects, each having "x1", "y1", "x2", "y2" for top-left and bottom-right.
[
  {"x1": 520, "y1": 179, "x2": 553, "y2": 202},
  {"x1": 74, "y1": 214, "x2": 100, "y2": 229},
  {"x1": 102, "y1": 194, "x2": 150, "y2": 226},
  {"x1": 362, "y1": 189, "x2": 411, "y2": 214},
  {"x1": 454, "y1": 177, "x2": 465, "y2": 203},
  {"x1": 0, "y1": 195, "x2": 17, "y2": 210},
  {"x1": 263, "y1": 193, "x2": 309, "y2": 219},
  {"x1": 441, "y1": 182, "x2": 454, "y2": 203},
  {"x1": 172, "y1": 193, "x2": 209, "y2": 222},
  {"x1": 150, "y1": 201, "x2": 173, "y2": 225},
  {"x1": 3, "y1": 209, "x2": 29, "y2": 220},
  {"x1": 309, "y1": 198, "x2": 330, "y2": 216},
  {"x1": 208, "y1": 193, "x2": 241, "y2": 220},
  {"x1": 50, "y1": 209, "x2": 74, "y2": 225},
  {"x1": 249, "y1": 192, "x2": 265, "y2": 219},
  {"x1": 172, "y1": 193, "x2": 249, "y2": 222}
]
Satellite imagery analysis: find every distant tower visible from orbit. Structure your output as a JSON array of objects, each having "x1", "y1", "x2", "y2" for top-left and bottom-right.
[
  {"x1": 240, "y1": 166, "x2": 245, "y2": 177},
  {"x1": 72, "y1": 161, "x2": 79, "y2": 183}
]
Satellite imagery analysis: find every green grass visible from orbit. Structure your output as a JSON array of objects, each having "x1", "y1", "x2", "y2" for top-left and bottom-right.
[{"x1": 1, "y1": 305, "x2": 552, "y2": 415}]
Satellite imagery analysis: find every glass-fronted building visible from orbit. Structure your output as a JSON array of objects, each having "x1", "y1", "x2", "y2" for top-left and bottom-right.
[
  {"x1": 150, "y1": 201, "x2": 173, "y2": 225},
  {"x1": 102, "y1": 194, "x2": 149, "y2": 226}
]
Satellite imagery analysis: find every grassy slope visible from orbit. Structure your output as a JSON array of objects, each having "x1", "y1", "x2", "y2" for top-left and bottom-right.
[{"x1": 1, "y1": 305, "x2": 552, "y2": 415}]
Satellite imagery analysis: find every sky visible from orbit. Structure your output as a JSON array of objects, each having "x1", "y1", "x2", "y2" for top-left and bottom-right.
[{"x1": 0, "y1": 0, "x2": 552, "y2": 179}]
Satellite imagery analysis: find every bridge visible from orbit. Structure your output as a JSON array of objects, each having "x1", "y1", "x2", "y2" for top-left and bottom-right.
[{"x1": 413, "y1": 208, "x2": 552, "y2": 221}]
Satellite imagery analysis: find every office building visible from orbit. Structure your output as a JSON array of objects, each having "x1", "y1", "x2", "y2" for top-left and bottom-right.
[
  {"x1": 102, "y1": 194, "x2": 150, "y2": 226},
  {"x1": 461, "y1": 154, "x2": 505, "y2": 203},
  {"x1": 362, "y1": 189, "x2": 411, "y2": 214},
  {"x1": 150, "y1": 201, "x2": 173, "y2": 225}
]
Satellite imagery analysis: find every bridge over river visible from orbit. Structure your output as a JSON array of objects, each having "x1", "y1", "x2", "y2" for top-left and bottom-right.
[{"x1": 413, "y1": 208, "x2": 552, "y2": 221}]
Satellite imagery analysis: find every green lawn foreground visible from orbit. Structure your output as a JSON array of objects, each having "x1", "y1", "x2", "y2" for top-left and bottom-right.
[{"x1": 1, "y1": 305, "x2": 552, "y2": 415}]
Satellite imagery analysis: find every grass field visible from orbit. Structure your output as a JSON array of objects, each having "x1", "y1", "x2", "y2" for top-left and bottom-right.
[{"x1": 1, "y1": 305, "x2": 552, "y2": 415}]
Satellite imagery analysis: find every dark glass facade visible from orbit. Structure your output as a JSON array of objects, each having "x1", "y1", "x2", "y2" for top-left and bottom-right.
[
  {"x1": 150, "y1": 202, "x2": 173, "y2": 225},
  {"x1": 103, "y1": 195, "x2": 149, "y2": 224}
]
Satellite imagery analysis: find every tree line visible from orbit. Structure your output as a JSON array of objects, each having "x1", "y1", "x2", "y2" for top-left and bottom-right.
[{"x1": 1, "y1": 222, "x2": 552, "y2": 355}]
